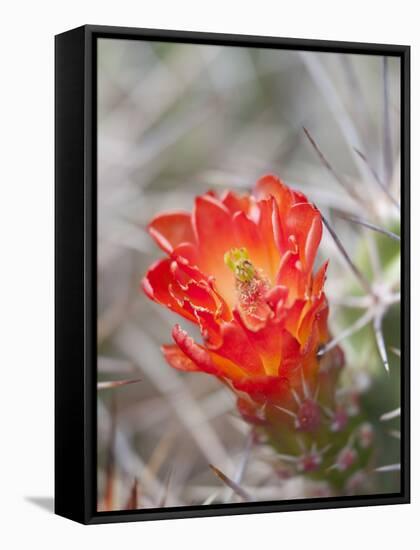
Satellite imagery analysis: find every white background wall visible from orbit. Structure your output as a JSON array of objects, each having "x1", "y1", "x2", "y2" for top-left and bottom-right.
[{"x1": 1, "y1": 1, "x2": 417, "y2": 548}]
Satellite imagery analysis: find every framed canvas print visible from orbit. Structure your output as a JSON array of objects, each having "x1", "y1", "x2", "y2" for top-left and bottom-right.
[{"x1": 55, "y1": 25, "x2": 410, "y2": 524}]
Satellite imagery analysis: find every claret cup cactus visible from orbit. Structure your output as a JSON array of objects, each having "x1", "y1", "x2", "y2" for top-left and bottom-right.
[{"x1": 143, "y1": 174, "x2": 376, "y2": 496}]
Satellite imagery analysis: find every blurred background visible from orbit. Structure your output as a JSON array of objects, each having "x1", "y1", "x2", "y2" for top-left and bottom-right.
[{"x1": 97, "y1": 38, "x2": 401, "y2": 511}]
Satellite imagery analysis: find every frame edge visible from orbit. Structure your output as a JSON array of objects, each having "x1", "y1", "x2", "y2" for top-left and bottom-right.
[{"x1": 55, "y1": 25, "x2": 89, "y2": 525}]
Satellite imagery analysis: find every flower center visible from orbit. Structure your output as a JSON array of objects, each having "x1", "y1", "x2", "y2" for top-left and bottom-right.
[
  {"x1": 224, "y1": 247, "x2": 256, "y2": 283},
  {"x1": 224, "y1": 247, "x2": 273, "y2": 333}
]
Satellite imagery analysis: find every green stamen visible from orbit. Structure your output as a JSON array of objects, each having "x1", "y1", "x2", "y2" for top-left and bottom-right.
[{"x1": 224, "y1": 247, "x2": 255, "y2": 283}]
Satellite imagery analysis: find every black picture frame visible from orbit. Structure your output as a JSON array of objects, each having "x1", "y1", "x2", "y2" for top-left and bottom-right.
[{"x1": 55, "y1": 24, "x2": 410, "y2": 525}]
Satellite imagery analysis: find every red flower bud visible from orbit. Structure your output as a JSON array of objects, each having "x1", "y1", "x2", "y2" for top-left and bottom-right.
[
  {"x1": 297, "y1": 452, "x2": 322, "y2": 473},
  {"x1": 296, "y1": 399, "x2": 322, "y2": 432},
  {"x1": 357, "y1": 422, "x2": 374, "y2": 448},
  {"x1": 335, "y1": 447, "x2": 357, "y2": 471},
  {"x1": 330, "y1": 407, "x2": 348, "y2": 432}
]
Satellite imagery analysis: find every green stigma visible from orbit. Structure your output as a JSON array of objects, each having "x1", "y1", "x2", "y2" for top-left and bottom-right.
[{"x1": 224, "y1": 247, "x2": 255, "y2": 283}]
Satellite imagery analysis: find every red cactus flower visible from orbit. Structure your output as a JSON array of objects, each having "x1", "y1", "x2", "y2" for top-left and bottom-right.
[{"x1": 142, "y1": 174, "x2": 329, "y2": 414}]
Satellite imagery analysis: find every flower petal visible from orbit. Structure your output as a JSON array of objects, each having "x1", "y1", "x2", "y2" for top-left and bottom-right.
[
  {"x1": 254, "y1": 198, "x2": 283, "y2": 277},
  {"x1": 172, "y1": 324, "x2": 219, "y2": 375},
  {"x1": 142, "y1": 259, "x2": 196, "y2": 322},
  {"x1": 265, "y1": 285, "x2": 289, "y2": 313},
  {"x1": 276, "y1": 250, "x2": 308, "y2": 303},
  {"x1": 172, "y1": 242, "x2": 199, "y2": 265},
  {"x1": 221, "y1": 190, "x2": 252, "y2": 215},
  {"x1": 235, "y1": 314, "x2": 282, "y2": 376},
  {"x1": 233, "y1": 375, "x2": 290, "y2": 404},
  {"x1": 298, "y1": 295, "x2": 329, "y2": 350},
  {"x1": 285, "y1": 203, "x2": 322, "y2": 273},
  {"x1": 162, "y1": 344, "x2": 201, "y2": 372},
  {"x1": 149, "y1": 211, "x2": 195, "y2": 254},
  {"x1": 254, "y1": 174, "x2": 294, "y2": 216},
  {"x1": 213, "y1": 320, "x2": 266, "y2": 376},
  {"x1": 170, "y1": 257, "x2": 231, "y2": 321},
  {"x1": 192, "y1": 195, "x2": 237, "y2": 304},
  {"x1": 194, "y1": 309, "x2": 224, "y2": 348},
  {"x1": 312, "y1": 260, "x2": 329, "y2": 296},
  {"x1": 172, "y1": 324, "x2": 249, "y2": 381}
]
